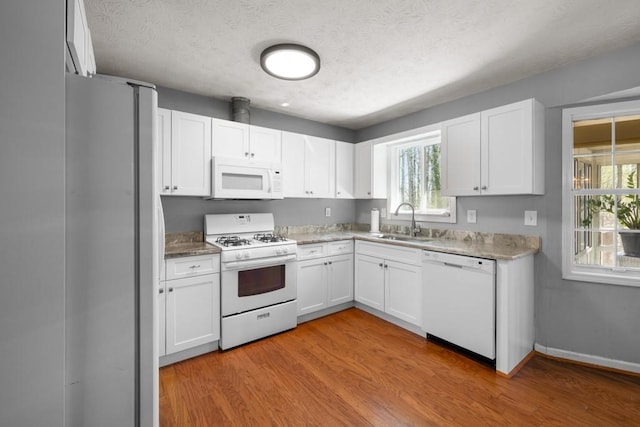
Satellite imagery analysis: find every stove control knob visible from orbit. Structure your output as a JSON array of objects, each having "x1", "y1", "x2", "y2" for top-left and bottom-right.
[
  {"x1": 235, "y1": 253, "x2": 242, "y2": 260},
  {"x1": 244, "y1": 252, "x2": 250, "y2": 259},
  {"x1": 282, "y1": 247, "x2": 288, "y2": 254}
]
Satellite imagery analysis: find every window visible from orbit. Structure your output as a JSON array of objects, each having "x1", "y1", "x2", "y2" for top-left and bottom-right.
[
  {"x1": 562, "y1": 100, "x2": 640, "y2": 287},
  {"x1": 386, "y1": 128, "x2": 456, "y2": 223}
]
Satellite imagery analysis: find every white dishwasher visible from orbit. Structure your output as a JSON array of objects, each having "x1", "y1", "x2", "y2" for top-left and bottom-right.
[{"x1": 422, "y1": 250, "x2": 496, "y2": 360}]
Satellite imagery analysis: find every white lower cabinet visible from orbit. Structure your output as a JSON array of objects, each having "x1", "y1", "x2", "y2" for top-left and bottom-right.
[
  {"x1": 159, "y1": 254, "x2": 220, "y2": 357},
  {"x1": 296, "y1": 241, "x2": 354, "y2": 316},
  {"x1": 355, "y1": 241, "x2": 422, "y2": 326}
]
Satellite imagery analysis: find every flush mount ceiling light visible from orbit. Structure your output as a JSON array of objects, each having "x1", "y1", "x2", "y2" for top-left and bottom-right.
[{"x1": 260, "y1": 44, "x2": 320, "y2": 81}]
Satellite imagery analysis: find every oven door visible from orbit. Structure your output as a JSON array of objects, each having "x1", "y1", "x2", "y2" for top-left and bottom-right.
[{"x1": 221, "y1": 256, "x2": 297, "y2": 317}]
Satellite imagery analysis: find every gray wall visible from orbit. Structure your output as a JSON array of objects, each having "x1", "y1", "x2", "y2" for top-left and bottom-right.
[
  {"x1": 355, "y1": 42, "x2": 640, "y2": 364},
  {"x1": 158, "y1": 86, "x2": 356, "y2": 142},
  {"x1": 158, "y1": 87, "x2": 358, "y2": 232},
  {"x1": 163, "y1": 197, "x2": 356, "y2": 233},
  {"x1": 0, "y1": 2, "x2": 66, "y2": 426}
]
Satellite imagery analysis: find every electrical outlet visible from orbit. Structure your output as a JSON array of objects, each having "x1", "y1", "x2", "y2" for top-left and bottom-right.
[
  {"x1": 325, "y1": 207, "x2": 331, "y2": 217},
  {"x1": 381, "y1": 208, "x2": 387, "y2": 218},
  {"x1": 467, "y1": 210, "x2": 477, "y2": 224},
  {"x1": 524, "y1": 210, "x2": 537, "y2": 226}
]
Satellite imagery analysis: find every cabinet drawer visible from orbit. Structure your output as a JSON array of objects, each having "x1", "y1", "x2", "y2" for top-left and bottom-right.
[
  {"x1": 297, "y1": 243, "x2": 327, "y2": 260},
  {"x1": 328, "y1": 240, "x2": 353, "y2": 255},
  {"x1": 355, "y1": 240, "x2": 421, "y2": 265},
  {"x1": 166, "y1": 254, "x2": 220, "y2": 280}
]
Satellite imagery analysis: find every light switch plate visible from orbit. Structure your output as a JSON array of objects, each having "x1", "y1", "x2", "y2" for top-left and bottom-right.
[
  {"x1": 524, "y1": 210, "x2": 537, "y2": 226},
  {"x1": 325, "y1": 207, "x2": 331, "y2": 217},
  {"x1": 467, "y1": 210, "x2": 477, "y2": 224}
]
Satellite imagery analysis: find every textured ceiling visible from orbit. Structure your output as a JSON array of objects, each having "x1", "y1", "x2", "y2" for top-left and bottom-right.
[{"x1": 85, "y1": 0, "x2": 640, "y2": 129}]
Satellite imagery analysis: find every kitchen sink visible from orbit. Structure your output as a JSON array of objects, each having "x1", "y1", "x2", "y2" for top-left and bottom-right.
[{"x1": 370, "y1": 233, "x2": 425, "y2": 242}]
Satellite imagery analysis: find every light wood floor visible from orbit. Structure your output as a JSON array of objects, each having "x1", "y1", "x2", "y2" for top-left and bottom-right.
[{"x1": 160, "y1": 308, "x2": 640, "y2": 426}]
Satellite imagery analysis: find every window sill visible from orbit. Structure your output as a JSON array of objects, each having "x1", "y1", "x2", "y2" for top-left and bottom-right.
[{"x1": 563, "y1": 267, "x2": 640, "y2": 288}]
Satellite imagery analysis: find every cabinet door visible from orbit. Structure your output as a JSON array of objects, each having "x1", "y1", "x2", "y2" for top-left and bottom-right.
[
  {"x1": 441, "y1": 112, "x2": 481, "y2": 196},
  {"x1": 481, "y1": 99, "x2": 534, "y2": 195},
  {"x1": 66, "y1": 0, "x2": 90, "y2": 76},
  {"x1": 354, "y1": 141, "x2": 372, "y2": 198},
  {"x1": 281, "y1": 131, "x2": 307, "y2": 197},
  {"x1": 354, "y1": 254, "x2": 385, "y2": 310},
  {"x1": 171, "y1": 111, "x2": 212, "y2": 196},
  {"x1": 250, "y1": 125, "x2": 281, "y2": 163},
  {"x1": 158, "y1": 282, "x2": 166, "y2": 357},
  {"x1": 385, "y1": 260, "x2": 422, "y2": 326},
  {"x1": 335, "y1": 141, "x2": 355, "y2": 199},
  {"x1": 165, "y1": 273, "x2": 220, "y2": 354},
  {"x1": 305, "y1": 136, "x2": 335, "y2": 198},
  {"x1": 327, "y1": 254, "x2": 354, "y2": 307},
  {"x1": 297, "y1": 258, "x2": 327, "y2": 315},
  {"x1": 211, "y1": 118, "x2": 249, "y2": 160},
  {"x1": 157, "y1": 108, "x2": 172, "y2": 195}
]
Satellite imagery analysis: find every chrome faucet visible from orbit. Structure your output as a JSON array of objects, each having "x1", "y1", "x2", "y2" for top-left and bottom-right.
[{"x1": 394, "y1": 203, "x2": 421, "y2": 237}]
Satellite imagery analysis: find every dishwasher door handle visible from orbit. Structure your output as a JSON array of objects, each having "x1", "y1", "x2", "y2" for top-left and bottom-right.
[{"x1": 443, "y1": 262, "x2": 464, "y2": 269}]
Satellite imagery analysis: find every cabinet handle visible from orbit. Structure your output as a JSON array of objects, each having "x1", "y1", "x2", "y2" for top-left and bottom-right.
[
  {"x1": 367, "y1": 192, "x2": 371, "y2": 195},
  {"x1": 481, "y1": 185, "x2": 487, "y2": 190},
  {"x1": 473, "y1": 186, "x2": 479, "y2": 191},
  {"x1": 164, "y1": 186, "x2": 170, "y2": 190},
  {"x1": 173, "y1": 185, "x2": 178, "y2": 190},
  {"x1": 310, "y1": 191, "x2": 314, "y2": 194},
  {"x1": 168, "y1": 287, "x2": 174, "y2": 292},
  {"x1": 337, "y1": 192, "x2": 341, "y2": 195},
  {"x1": 159, "y1": 288, "x2": 164, "y2": 294},
  {"x1": 324, "y1": 262, "x2": 328, "y2": 265},
  {"x1": 189, "y1": 264, "x2": 201, "y2": 269},
  {"x1": 251, "y1": 153, "x2": 255, "y2": 158},
  {"x1": 384, "y1": 264, "x2": 388, "y2": 269},
  {"x1": 244, "y1": 152, "x2": 249, "y2": 157},
  {"x1": 379, "y1": 263, "x2": 383, "y2": 267},
  {"x1": 328, "y1": 261, "x2": 332, "y2": 265}
]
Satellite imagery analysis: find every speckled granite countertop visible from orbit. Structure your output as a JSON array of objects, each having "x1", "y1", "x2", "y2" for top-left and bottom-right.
[
  {"x1": 286, "y1": 229, "x2": 540, "y2": 261},
  {"x1": 164, "y1": 231, "x2": 220, "y2": 259}
]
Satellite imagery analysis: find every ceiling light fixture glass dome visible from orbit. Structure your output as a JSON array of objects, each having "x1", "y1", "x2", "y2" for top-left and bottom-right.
[{"x1": 260, "y1": 44, "x2": 320, "y2": 80}]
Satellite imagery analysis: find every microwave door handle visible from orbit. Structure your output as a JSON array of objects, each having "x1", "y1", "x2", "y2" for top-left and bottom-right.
[{"x1": 266, "y1": 170, "x2": 272, "y2": 193}]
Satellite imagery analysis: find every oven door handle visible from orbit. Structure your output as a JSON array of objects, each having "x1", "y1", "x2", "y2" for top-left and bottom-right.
[{"x1": 222, "y1": 254, "x2": 296, "y2": 271}]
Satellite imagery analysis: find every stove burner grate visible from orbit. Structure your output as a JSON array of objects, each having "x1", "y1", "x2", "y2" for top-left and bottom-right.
[
  {"x1": 216, "y1": 236, "x2": 252, "y2": 247},
  {"x1": 253, "y1": 233, "x2": 288, "y2": 243}
]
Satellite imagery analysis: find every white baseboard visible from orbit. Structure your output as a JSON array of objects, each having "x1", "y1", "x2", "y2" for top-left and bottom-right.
[{"x1": 534, "y1": 343, "x2": 640, "y2": 374}]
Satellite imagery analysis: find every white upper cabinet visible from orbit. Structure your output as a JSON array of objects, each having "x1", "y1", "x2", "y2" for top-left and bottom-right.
[
  {"x1": 442, "y1": 99, "x2": 545, "y2": 196},
  {"x1": 282, "y1": 132, "x2": 335, "y2": 198},
  {"x1": 335, "y1": 141, "x2": 355, "y2": 199},
  {"x1": 249, "y1": 125, "x2": 282, "y2": 163},
  {"x1": 211, "y1": 118, "x2": 249, "y2": 159},
  {"x1": 354, "y1": 141, "x2": 387, "y2": 199},
  {"x1": 441, "y1": 113, "x2": 481, "y2": 196},
  {"x1": 157, "y1": 108, "x2": 173, "y2": 195},
  {"x1": 212, "y1": 119, "x2": 281, "y2": 163},
  {"x1": 66, "y1": 0, "x2": 95, "y2": 76},
  {"x1": 166, "y1": 110, "x2": 212, "y2": 196}
]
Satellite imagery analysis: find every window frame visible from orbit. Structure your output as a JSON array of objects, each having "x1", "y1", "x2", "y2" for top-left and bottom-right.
[
  {"x1": 562, "y1": 100, "x2": 640, "y2": 287},
  {"x1": 382, "y1": 124, "x2": 456, "y2": 224}
]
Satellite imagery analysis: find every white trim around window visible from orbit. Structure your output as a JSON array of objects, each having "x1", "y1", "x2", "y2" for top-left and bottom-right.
[{"x1": 562, "y1": 100, "x2": 640, "y2": 287}]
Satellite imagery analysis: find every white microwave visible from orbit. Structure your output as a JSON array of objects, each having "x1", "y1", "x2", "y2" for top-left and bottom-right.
[{"x1": 209, "y1": 156, "x2": 284, "y2": 199}]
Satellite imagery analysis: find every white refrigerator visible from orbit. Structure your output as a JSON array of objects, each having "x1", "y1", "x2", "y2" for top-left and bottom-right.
[{"x1": 65, "y1": 73, "x2": 161, "y2": 426}]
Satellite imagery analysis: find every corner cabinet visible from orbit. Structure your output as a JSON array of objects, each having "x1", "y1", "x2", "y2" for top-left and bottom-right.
[
  {"x1": 335, "y1": 141, "x2": 355, "y2": 199},
  {"x1": 441, "y1": 98, "x2": 545, "y2": 196},
  {"x1": 158, "y1": 109, "x2": 212, "y2": 196},
  {"x1": 354, "y1": 141, "x2": 387, "y2": 199},
  {"x1": 159, "y1": 254, "x2": 220, "y2": 357},
  {"x1": 282, "y1": 131, "x2": 336, "y2": 198},
  {"x1": 211, "y1": 119, "x2": 282, "y2": 163},
  {"x1": 296, "y1": 240, "x2": 354, "y2": 316},
  {"x1": 354, "y1": 241, "x2": 422, "y2": 326}
]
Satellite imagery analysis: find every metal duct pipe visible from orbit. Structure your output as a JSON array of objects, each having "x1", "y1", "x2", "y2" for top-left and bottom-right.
[{"x1": 231, "y1": 97, "x2": 251, "y2": 124}]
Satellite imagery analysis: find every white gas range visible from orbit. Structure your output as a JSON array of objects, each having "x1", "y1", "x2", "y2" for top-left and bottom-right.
[{"x1": 205, "y1": 213, "x2": 297, "y2": 350}]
